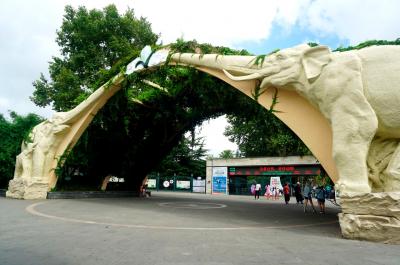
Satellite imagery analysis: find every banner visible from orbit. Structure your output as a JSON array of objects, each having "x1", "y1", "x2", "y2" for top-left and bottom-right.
[
  {"x1": 270, "y1": 176, "x2": 283, "y2": 190},
  {"x1": 176, "y1": 180, "x2": 191, "y2": 189},
  {"x1": 193, "y1": 179, "x2": 205, "y2": 193},
  {"x1": 212, "y1": 167, "x2": 227, "y2": 194}
]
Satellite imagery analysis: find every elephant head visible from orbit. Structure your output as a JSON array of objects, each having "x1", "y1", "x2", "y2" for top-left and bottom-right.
[{"x1": 223, "y1": 44, "x2": 331, "y2": 90}]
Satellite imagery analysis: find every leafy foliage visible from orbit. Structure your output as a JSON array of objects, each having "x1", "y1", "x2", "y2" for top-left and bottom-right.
[
  {"x1": 219, "y1": 150, "x2": 235, "y2": 159},
  {"x1": 152, "y1": 133, "x2": 207, "y2": 178},
  {"x1": 224, "y1": 103, "x2": 310, "y2": 157},
  {"x1": 0, "y1": 112, "x2": 43, "y2": 188},
  {"x1": 29, "y1": 2, "x2": 310, "y2": 192},
  {"x1": 334, "y1": 38, "x2": 400, "y2": 52},
  {"x1": 39, "y1": 7, "x2": 254, "y2": 191},
  {"x1": 31, "y1": 4, "x2": 158, "y2": 111}
]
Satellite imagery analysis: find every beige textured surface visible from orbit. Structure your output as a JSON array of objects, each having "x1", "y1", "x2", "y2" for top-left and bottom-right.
[
  {"x1": 339, "y1": 192, "x2": 400, "y2": 244},
  {"x1": 340, "y1": 192, "x2": 400, "y2": 217},
  {"x1": 198, "y1": 67, "x2": 337, "y2": 183},
  {"x1": 6, "y1": 48, "x2": 169, "y2": 199},
  {"x1": 6, "y1": 74, "x2": 126, "y2": 199},
  {"x1": 339, "y1": 213, "x2": 400, "y2": 244}
]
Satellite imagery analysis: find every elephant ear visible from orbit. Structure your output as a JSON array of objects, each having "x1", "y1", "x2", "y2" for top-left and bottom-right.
[{"x1": 302, "y1": 46, "x2": 331, "y2": 80}]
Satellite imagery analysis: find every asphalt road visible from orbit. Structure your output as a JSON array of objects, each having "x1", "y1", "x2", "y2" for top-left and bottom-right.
[{"x1": 1, "y1": 192, "x2": 399, "y2": 265}]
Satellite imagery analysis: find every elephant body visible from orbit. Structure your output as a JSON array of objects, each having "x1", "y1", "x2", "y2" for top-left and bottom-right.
[
  {"x1": 311, "y1": 45, "x2": 400, "y2": 137},
  {"x1": 301, "y1": 45, "x2": 400, "y2": 193},
  {"x1": 172, "y1": 44, "x2": 400, "y2": 193},
  {"x1": 357, "y1": 46, "x2": 400, "y2": 137}
]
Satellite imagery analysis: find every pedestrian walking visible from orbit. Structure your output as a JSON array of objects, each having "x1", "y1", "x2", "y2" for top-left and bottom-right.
[
  {"x1": 264, "y1": 184, "x2": 271, "y2": 199},
  {"x1": 250, "y1": 183, "x2": 256, "y2": 196},
  {"x1": 316, "y1": 185, "x2": 326, "y2": 213},
  {"x1": 329, "y1": 184, "x2": 337, "y2": 204},
  {"x1": 255, "y1": 182, "x2": 261, "y2": 199},
  {"x1": 272, "y1": 185, "x2": 279, "y2": 200},
  {"x1": 283, "y1": 183, "x2": 290, "y2": 204},
  {"x1": 303, "y1": 180, "x2": 317, "y2": 213},
  {"x1": 294, "y1": 182, "x2": 303, "y2": 204}
]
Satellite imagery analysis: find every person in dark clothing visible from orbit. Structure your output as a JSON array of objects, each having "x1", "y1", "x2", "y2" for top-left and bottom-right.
[
  {"x1": 294, "y1": 182, "x2": 303, "y2": 204},
  {"x1": 316, "y1": 185, "x2": 326, "y2": 213}
]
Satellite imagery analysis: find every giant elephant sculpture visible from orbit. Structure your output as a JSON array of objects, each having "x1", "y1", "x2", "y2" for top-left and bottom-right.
[
  {"x1": 7, "y1": 44, "x2": 399, "y2": 242},
  {"x1": 172, "y1": 44, "x2": 400, "y2": 194}
]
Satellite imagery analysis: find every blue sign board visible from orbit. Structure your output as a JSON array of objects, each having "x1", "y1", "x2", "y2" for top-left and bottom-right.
[{"x1": 212, "y1": 176, "x2": 227, "y2": 194}]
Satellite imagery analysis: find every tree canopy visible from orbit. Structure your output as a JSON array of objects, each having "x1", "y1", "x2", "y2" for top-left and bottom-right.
[
  {"x1": 219, "y1": 150, "x2": 235, "y2": 159},
  {"x1": 29, "y1": 5, "x2": 312, "y2": 191},
  {"x1": 152, "y1": 133, "x2": 207, "y2": 178},
  {"x1": 31, "y1": 4, "x2": 158, "y2": 111},
  {"x1": 224, "y1": 105, "x2": 310, "y2": 157}
]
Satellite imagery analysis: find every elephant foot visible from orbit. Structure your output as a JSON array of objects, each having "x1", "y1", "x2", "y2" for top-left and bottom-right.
[
  {"x1": 6, "y1": 178, "x2": 25, "y2": 199},
  {"x1": 338, "y1": 191, "x2": 400, "y2": 244},
  {"x1": 6, "y1": 177, "x2": 49, "y2": 199}
]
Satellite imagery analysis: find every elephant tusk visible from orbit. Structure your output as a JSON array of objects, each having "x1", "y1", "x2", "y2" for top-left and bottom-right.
[
  {"x1": 222, "y1": 69, "x2": 262, "y2": 81},
  {"x1": 224, "y1": 65, "x2": 262, "y2": 74}
]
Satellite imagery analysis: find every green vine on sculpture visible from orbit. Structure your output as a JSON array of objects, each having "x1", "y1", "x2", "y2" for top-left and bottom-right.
[{"x1": 251, "y1": 84, "x2": 280, "y2": 113}]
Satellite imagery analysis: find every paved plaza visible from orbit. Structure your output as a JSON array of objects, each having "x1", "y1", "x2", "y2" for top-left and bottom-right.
[{"x1": 1, "y1": 192, "x2": 399, "y2": 265}]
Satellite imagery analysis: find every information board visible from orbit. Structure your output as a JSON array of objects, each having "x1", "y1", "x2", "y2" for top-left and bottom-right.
[
  {"x1": 212, "y1": 167, "x2": 227, "y2": 194},
  {"x1": 176, "y1": 180, "x2": 191, "y2": 189},
  {"x1": 193, "y1": 179, "x2": 205, "y2": 193},
  {"x1": 146, "y1": 179, "x2": 156, "y2": 188}
]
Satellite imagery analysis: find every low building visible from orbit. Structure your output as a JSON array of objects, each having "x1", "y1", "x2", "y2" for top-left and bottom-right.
[{"x1": 206, "y1": 155, "x2": 325, "y2": 195}]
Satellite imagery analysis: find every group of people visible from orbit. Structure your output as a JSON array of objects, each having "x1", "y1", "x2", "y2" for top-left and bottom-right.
[
  {"x1": 302, "y1": 181, "x2": 330, "y2": 214},
  {"x1": 251, "y1": 183, "x2": 281, "y2": 200},
  {"x1": 250, "y1": 180, "x2": 336, "y2": 214}
]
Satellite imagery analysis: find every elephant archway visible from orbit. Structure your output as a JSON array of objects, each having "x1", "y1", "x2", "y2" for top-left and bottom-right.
[
  {"x1": 6, "y1": 45, "x2": 400, "y2": 243},
  {"x1": 195, "y1": 66, "x2": 337, "y2": 182}
]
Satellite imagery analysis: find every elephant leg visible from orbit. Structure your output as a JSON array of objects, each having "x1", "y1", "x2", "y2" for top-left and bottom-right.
[
  {"x1": 383, "y1": 142, "x2": 400, "y2": 191},
  {"x1": 331, "y1": 98, "x2": 378, "y2": 194}
]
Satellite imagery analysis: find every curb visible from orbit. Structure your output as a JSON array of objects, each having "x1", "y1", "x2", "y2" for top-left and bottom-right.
[{"x1": 47, "y1": 191, "x2": 139, "y2": 199}]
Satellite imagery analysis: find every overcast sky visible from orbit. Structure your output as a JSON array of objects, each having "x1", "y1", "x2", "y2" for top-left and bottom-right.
[{"x1": 1, "y1": 0, "x2": 399, "y2": 156}]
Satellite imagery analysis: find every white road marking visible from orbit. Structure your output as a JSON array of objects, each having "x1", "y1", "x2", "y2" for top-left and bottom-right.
[{"x1": 26, "y1": 201, "x2": 338, "y2": 230}]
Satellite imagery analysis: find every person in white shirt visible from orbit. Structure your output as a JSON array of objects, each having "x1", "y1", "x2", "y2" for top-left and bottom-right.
[{"x1": 255, "y1": 183, "x2": 262, "y2": 200}]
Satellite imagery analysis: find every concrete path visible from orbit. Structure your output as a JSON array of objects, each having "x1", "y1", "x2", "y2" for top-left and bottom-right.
[{"x1": 1, "y1": 192, "x2": 399, "y2": 265}]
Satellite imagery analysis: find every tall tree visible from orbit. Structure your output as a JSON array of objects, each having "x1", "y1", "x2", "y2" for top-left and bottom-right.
[
  {"x1": 224, "y1": 104, "x2": 310, "y2": 157},
  {"x1": 153, "y1": 134, "x2": 207, "y2": 178},
  {"x1": 31, "y1": 4, "x2": 158, "y2": 111},
  {"x1": 219, "y1": 150, "x2": 235, "y2": 159},
  {"x1": 0, "y1": 112, "x2": 43, "y2": 188}
]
